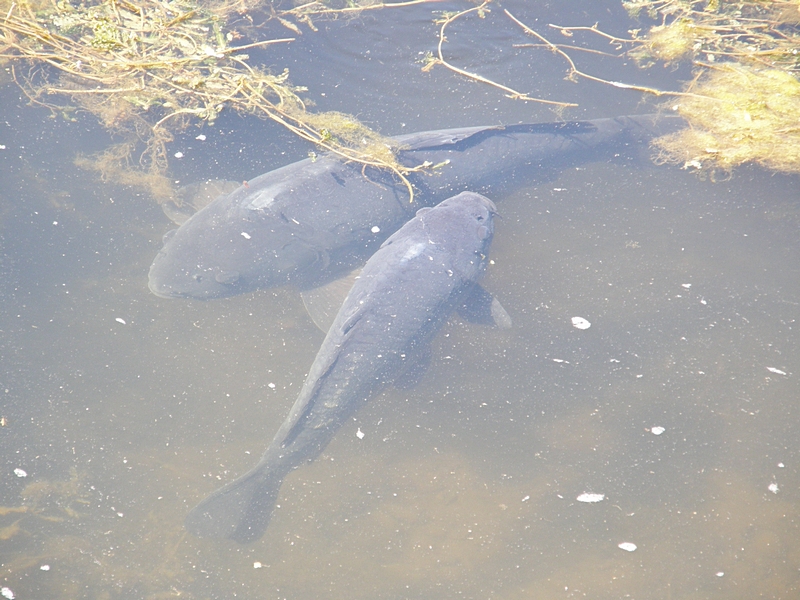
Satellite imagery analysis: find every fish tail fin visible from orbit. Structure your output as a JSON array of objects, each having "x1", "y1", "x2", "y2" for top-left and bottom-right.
[{"x1": 185, "y1": 464, "x2": 286, "y2": 544}]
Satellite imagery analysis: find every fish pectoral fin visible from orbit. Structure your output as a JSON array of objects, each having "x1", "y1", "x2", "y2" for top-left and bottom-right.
[
  {"x1": 300, "y1": 269, "x2": 362, "y2": 333},
  {"x1": 457, "y1": 284, "x2": 512, "y2": 329}
]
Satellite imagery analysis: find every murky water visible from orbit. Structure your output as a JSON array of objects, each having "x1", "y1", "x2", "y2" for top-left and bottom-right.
[{"x1": 2, "y1": 1, "x2": 799, "y2": 598}]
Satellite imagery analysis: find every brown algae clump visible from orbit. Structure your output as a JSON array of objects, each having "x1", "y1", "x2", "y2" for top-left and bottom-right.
[
  {"x1": 0, "y1": 0, "x2": 432, "y2": 200},
  {"x1": 656, "y1": 65, "x2": 800, "y2": 173}
]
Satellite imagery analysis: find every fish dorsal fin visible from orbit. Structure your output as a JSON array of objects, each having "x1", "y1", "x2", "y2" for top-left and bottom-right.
[
  {"x1": 300, "y1": 269, "x2": 362, "y2": 333},
  {"x1": 393, "y1": 125, "x2": 504, "y2": 151},
  {"x1": 458, "y1": 284, "x2": 512, "y2": 329},
  {"x1": 161, "y1": 179, "x2": 240, "y2": 225}
]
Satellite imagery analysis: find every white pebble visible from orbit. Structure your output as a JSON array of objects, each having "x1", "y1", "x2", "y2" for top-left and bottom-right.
[
  {"x1": 268, "y1": 383, "x2": 276, "y2": 389},
  {"x1": 196, "y1": 134, "x2": 207, "y2": 141},
  {"x1": 768, "y1": 482, "x2": 779, "y2": 494},
  {"x1": 576, "y1": 493, "x2": 604, "y2": 503},
  {"x1": 173, "y1": 151, "x2": 184, "y2": 158},
  {"x1": 571, "y1": 316, "x2": 591, "y2": 330},
  {"x1": 241, "y1": 232, "x2": 251, "y2": 240},
  {"x1": 356, "y1": 428, "x2": 365, "y2": 440},
  {"x1": 618, "y1": 542, "x2": 637, "y2": 552},
  {"x1": 778, "y1": 462, "x2": 785, "y2": 468},
  {"x1": 371, "y1": 226, "x2": 380, "y2": 233},
  {"x1": 13, "y1": 468, "x2": 27, "y2": 478},
  {"x1": 651, "y1": 426, "x2": 666, "y2": 436},
  {"x1": 115, "y1": 318, "x2": 126, "y2": 325}
]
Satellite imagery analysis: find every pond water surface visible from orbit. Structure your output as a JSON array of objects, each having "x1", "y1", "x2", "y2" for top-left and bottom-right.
[{"x1": 1, "y1": 1, "x2": 799, "y2": 599}]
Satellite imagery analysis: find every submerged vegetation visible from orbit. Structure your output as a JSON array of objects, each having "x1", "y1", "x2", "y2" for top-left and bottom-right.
[
  {"x1": 623, "y1": 0, "x2": 800, "y2": 174},
  {"x1": 0, "y1": 0, "x2": 438, "y2": 200},
  {"x1": 2, "y1": 0, "x2": 799, "y2": 200}
]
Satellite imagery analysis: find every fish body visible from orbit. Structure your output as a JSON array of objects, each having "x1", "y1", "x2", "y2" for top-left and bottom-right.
[
  {"x1": 184, "y1": 191, "x2": 497, "y2": 542},
  {"x1": 149, "y1": 115, "x2": 673, "y2": 299}
]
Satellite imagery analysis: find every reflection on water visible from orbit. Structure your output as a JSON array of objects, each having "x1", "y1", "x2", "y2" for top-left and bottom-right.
[{"x1": 2, "y1": 0, "x2": 800, "y2": 598}]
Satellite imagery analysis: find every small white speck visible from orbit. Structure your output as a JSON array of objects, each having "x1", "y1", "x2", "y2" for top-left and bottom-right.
[
  {"x1": 52, "y1": 221, "x2": 58, "y2": 226},
  {"x1": 553, "y1": 188, "x2": 566, "y2": 192},
  {"x1": 356, "y1": 428, "x2": 365, "y2": 440},
  {"x1": 716, "y1": 571, "x2": 724, "y2": 577},
  {"x1": 268, "y1": 382, "x2": 276, "y2": 389},
  {"x1": 117, "y1": 512, "x2": 124, "y2": 517},
  {"x1": 618, "y1": 542, "x2": 637, "y2": 552},
  {"x1": 0, "y1": 145, "x2": 6, "y2": 150},
  {"x1": 253, "y1": 561, "x2": 262, "y2": 569},
  {"x1": 522, "y1": 495, "x2": 530, "y2": 502},
  {"x1": 682, "y1": 283, "x2": 692, "y2": 288},
  {"x1": 13, "y1": 468, "x2": 27, "y2": 478},
  {"x1": 196, "y1": 134, "x2": 207, "y2": 141},
  {"x1": 700, "y1": 298, "x2": 707, "y2": 305},
  {"x1": 768, "y1": 482, "x2": 779, "y2": 494},
  {"x1": 577, "y1": 493, "x2": 604, "y2": 503},
  {"x1": 1, "y1": 587, "x2": 14, "y2": 599},
  {"x1": 766, "y1": 367, "x2": 787, "y2": 375},
  {"x1": 40, "y1": 565, "x2": 50, "y2": 571},
  {"x1": 174, "y1": 151, "x2": 184, "y2": 158},
  {"x1": 651, "y1": 426, "x2": 666, "y2": 436},
  {"x1": 241, "y1": 232, "x2": 251, "y2": 240},
  {"x1": 571, "y1": 316, "x2": 591, "y2": 330},
  {"x1": 115, "y1": 318, "x2": 126, "y2": 325},
  {"x1": 778, "y1": 462, "x2": 785, "y2": 468},
  {"x1": 371, "y1": 226, "x2": 380, "y2": 233}
]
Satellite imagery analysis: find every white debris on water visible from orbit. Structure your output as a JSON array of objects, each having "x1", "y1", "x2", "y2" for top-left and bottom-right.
[
  {"x1": 241, "y1": 232, "x2": 251, "y2": 240},
  {"x1": 356, "y1": 428, "x2": 365, "y2": 440},
  {"x1": 174, "y1": 151, "x2": 184, "y2": 158},
  {"x1": 371, "y1": 226, "x2": 380, "y2": 233},
  {"x1": 768, "y1": 482, "x2": 779, "y2": 494},
  {"x1": 682, "y1": 283, "x2": 692, "y2": 288},
  {"x1": 13, "y1": 468, "x2": 27, "y2": 478},
  {"x1": 571, "y1": 316, "x2": 591, "y2": 330},
  {"x1": 618, "y1": 542, "x2": 637, "y2": 552},
  {"x1": 778, "y1": 462, "x2": 785, "y2": 468},
  {"x1": 1, "y1": 587, "x2": 14, "y2": 599},
  {"x1": 268, "y1": 382, "x2": 276, "y2": 389},
  {"x1": 40, "y1": 565, "x2": 50, "y2": 571},
  {"x1": 716, "y1": 571, "x2": 725, "y2": 577},
  {"x1": 115, "y1": 317, "x2": 126, "y2": 325},
  {"x1": 253, "y1": 562, "x2": 262, "y2": 569},
  {"x1": 576, "y1": 493, "x2": 604, "y2": 503},
  {"x1": 196, "y1": 134, "x2": 207, "y2": 141},
  {"x1": 766, "y1": 367, "x2": 787, "y2": 375},
  {"x1": 651, "y1": 426, "x2": 666, "y2": 436}
]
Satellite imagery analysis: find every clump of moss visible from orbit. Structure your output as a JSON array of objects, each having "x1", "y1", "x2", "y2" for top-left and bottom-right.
[
  {"x1": 631, "y1": 18, "x2": 699, "y2": 65},
  {"x1": 623, "y1": 0, "x2": 800, "y2": 174},
  {"x1": 655, "y1": 65, "x2": 800, "y2": 173}
]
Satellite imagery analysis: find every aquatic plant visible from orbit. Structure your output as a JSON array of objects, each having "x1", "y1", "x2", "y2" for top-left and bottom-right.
[{"x1": 0, "y1": 0, "x2": 439, "y2": 200}]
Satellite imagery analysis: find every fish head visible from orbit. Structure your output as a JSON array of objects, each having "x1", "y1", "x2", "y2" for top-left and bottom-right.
[
  {"x1": 416, "y1": 191, "x2": 497, "y2": 279},
  {"x1": 148, "y1": 192, "x2": 324, "y2": 299}
]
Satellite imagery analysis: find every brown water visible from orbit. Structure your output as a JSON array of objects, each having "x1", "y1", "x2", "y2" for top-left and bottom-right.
[{"x1": 1, "y1": 1, "x2": 799, "y2": 598}]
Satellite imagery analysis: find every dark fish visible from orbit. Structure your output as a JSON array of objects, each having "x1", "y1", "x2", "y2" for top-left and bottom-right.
[
  {"x1": 185, "y1": 191, "x2": 498, "y2": 543},
  {"x1": 149, "y1": 115, "x2": 677, "y2": 299}
]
